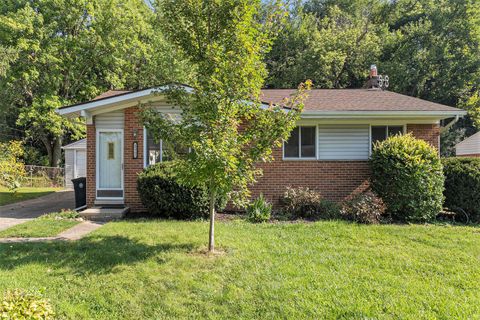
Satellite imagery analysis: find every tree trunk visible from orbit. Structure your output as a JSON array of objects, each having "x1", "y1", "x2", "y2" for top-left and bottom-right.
[
  {"x1": 40, "y1": 135, "x2": 63, "y2": 167},
  {"x1": 51, "y1": 136, "x2": 63, "y2": 167},
  {"x1": 208, "y1": 191, "x2": 216, "y2": 252},
  {"x1": 40, "y1": 135, "x2": 53, "y2": 166}
]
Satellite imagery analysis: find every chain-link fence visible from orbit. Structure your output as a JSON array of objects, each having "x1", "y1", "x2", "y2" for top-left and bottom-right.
[{"x1": 22, "y1": 165, "x2": 64, "y2": 188}]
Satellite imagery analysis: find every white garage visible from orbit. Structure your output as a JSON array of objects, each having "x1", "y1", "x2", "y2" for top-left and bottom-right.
[
  {"x1": 455, "y1": 132, "x2": 480, "y2": 157},
  {"x1": 63, "y1": 139, "x2": 87, "y2": 189}
]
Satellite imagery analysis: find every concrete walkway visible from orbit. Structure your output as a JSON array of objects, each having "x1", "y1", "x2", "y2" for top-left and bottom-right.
[
  {"x1": 0, "y1": 221, "x2": 103, "y2": 243},
  {"x1": 0, "y1": 190, "x2": 75, "y2": 231}
]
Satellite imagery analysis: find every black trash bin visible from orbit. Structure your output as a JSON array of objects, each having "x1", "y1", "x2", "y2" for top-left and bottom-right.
[{"x1": 72, "y1": 177, "x2": 87, "y2": 209}]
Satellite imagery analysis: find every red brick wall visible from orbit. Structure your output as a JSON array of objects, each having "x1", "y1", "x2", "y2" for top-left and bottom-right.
[
  {"x1": 407, "y1": 123, "x2": 440, "y2": 149},
  {"x1": 86, "y1": 120, "x2": 441, "y2": 212},
  {"x1": 248, "y1": 123, "x2": 441, "y2": 208},
  {"x1": 86, "y1": 124, "x2": 96, "y2": 208},
  {"x1": 250, "y1": 153, "x2": 371, "y2": 207},
  {"x1": 124, "y1": 107, "x2": 146, "y2": 212}
]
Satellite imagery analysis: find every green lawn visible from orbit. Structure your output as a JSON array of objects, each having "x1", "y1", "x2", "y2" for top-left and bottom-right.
[
  {"x1": 0, "y1": 220, "x2": 79, "y2": 238},
  {"x1": 0, "y1": 220, "x2": 479, "y2": 319},
  {"x1": 0, "y1": 187, "x2": 62, "y2": 206}
]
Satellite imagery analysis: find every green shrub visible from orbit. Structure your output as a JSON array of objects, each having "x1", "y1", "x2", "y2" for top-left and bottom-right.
[
  {"x1": 442, "y1": 157, "x2": 480, "y2": 222},
  {"x1": 137, "y1": 162, "x2": 225, "y2": 220},
  {"x1": 282, "y1": 187, "x2": 340, "y2": 220},
  {"x1": 0, "y1": 289, "x2": 55, "y2": 320},
  {"x1": 246, "y1": 194, "x2": 272, "y2": 223},
  {"x1": 370, "y1": 134, "x2": 444, "y2": 222},
  {"x1": 341, "y1": 191, "x2": 386, "y2": 224},
  {"x1": 39, "y1": 210, "x2": 80, "y2": 220}
]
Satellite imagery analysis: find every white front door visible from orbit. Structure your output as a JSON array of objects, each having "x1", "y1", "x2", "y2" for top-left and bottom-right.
[{"x1": 96, "y1": 130, "x2": 123, "y2": 199}]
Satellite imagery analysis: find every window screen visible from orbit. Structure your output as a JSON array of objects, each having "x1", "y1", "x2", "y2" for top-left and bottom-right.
[
  {"x1": 371, "y1": 125, "x2": 404, "y2": 149},
  {"x1": 388, "y1": 126, "x2": 404, "y2": 137},
  {"x1": 284, "y1": 127, "x2": 300, "y2": 158},
  {"x1": 301, "y1": 127, "x2": 316, "y2": 157},
  {"x1": 284, "y1": 126, "x2": 316, "y2": 158},
  {"x1": 371, "y1": 126, "x2": 387, "y2": 145}
]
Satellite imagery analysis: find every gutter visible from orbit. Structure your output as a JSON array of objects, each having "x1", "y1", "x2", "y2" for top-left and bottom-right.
[{"x1": 300, "y1": 110, "x2": 467, "y2": 119}]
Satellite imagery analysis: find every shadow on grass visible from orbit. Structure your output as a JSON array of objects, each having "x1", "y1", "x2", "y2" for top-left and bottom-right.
[
  {"x1": 0, "y1": 190, "x2": 54, "y2": 207},
  {"x1": 0, "y1": 235, "x2": 195, "y2": 275}
]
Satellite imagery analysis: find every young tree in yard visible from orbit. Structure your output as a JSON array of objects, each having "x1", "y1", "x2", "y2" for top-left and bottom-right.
[{"x1": 142, "y1": 0, "x2": 310, "y2": 252}]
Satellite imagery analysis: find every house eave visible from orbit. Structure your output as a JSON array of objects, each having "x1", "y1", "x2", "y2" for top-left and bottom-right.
[{"x1": 56, "y1": 85, "x2": 193, "y2": 116}]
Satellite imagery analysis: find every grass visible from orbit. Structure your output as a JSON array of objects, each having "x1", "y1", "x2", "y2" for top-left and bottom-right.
[
  {"x1": 0, "y1": 220, "x2": 479, "y2": 319},
  {"x1": 0, "y1": 220, "x2": 79, "y2": 238},
  {"x1": 0, "y1": 187, "x2": 62, "y2": 206}
]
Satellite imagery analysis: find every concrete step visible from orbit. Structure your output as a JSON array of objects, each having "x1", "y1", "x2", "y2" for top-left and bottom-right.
[{"x1": 80, "y1": 206, "x2": 129, "y2": 222}]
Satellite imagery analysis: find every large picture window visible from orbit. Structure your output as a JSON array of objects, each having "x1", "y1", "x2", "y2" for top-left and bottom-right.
[{"x1": 284, "y1": 126, "x2": 316, "y2": 159}]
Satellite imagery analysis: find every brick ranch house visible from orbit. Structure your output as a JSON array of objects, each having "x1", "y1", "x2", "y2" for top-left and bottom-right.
[{"x1": 57, "y1": 85, "x2": 466, "y2": 212}]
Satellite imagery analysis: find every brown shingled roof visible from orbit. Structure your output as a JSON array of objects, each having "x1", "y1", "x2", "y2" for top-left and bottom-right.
[
  {"x1": 260, "y1": 89, "x2": 459, "y2": 112},
  {"x1": 93, "y1": 90, "x2": 131, "y2": 100},
  {"x1": 76, "y1": 87, "x2": 460, "y2": 113}
]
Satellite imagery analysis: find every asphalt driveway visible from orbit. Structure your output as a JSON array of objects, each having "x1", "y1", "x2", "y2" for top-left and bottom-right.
[{"x1": 0, "y1": 190, "x2": 75, "y2": 231}]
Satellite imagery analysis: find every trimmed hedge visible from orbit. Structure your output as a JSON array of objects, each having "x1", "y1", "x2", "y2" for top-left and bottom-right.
[
  {"x1": 370, "y1": 134, "x2": 444, "y2": 222},
  {"x1": 443, "y1": 157, "x2": 480, "y2": 221},
  {"x1": 137, "y1": 162, "x2": 224, "y2": 220}
]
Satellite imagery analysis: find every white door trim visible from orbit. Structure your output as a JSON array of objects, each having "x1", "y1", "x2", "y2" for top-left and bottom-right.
[{"x1": 96, "y1": 128, "x2": 124, "y2": 200}]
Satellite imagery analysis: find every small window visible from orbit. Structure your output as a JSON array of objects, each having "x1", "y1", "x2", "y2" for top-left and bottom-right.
[
  {"x1": 107, "y1": 142, "x2": 115, "y2": 160},
  {"x1": 145, "y1": 129, "x2": 190, "y2": 166},
  {"x1": 146, "y1": 132, "x2": 161, "y2": 165},
  {"x1": 371, "y1": 125, "x2": 404, "y2": 148},
  {"x1": 284, "y1": 126, "x2": 316, "y2": 159}
]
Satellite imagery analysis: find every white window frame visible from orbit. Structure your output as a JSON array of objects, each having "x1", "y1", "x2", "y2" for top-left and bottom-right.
[
  {"x1": 283, "y1": 125, "x2": 318, "y2": 160},
  {"x1": 369, "y1": 124, "x2": 406, "y2": 155}
]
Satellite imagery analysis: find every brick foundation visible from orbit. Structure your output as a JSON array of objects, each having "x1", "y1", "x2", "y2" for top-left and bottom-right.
[{"x1": 407, "y1": 123, "x2": 440, "y2": 149}]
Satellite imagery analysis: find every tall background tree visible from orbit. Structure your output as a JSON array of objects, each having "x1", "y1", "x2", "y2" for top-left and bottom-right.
[
  {"x1": 0, "y1": 0, "x2": 190, "y2": 166},
  {"x1": 265, "y1": 0, "x2": 480, "y2": 155},
  {"x1": 1, "y1": 0, "x2": 478, "y2": 166}
]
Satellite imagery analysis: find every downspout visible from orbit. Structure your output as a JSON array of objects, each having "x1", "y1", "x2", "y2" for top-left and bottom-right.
[{"x1": 440, "y1": 115, "x2": 460, "y2": 133}]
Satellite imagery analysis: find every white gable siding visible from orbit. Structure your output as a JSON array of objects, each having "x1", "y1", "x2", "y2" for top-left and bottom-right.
[
  {"x1": 63, "y1": 139, "x2": 86, "y2": 150},
  {"x1": 95, "y1": 111, "x2": 124, "y2": 129},
  {"x1": 456, "y1": 132, "x2": 480, "y2": 156},
  {"x1": 318, "y1": 124, "x2": 370, "y2": 160}
]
